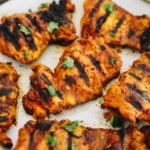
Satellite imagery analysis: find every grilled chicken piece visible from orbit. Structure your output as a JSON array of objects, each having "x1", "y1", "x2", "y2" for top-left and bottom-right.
[
  {"x1": 0, "y1": 0, "x2": 77, "y2": 64},
  {"x1": 22, "y1": 36, "x2": 122, "y2": 119},
  {"x1": 81, "y1": 0, "x2": 150, "y2": 52},
  {"x1": 102, "y1": 52, "x2": 150, "y2": 124},
  {"x1": 14, "y1": 119, "x2": 150, "y2": 150},
  {"x1": 0, "y1": 62, "x2": 19, "y2": 148}
]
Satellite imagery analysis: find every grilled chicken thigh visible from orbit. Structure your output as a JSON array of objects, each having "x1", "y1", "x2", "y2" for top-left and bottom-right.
[
  {"x1": 14, "y1": 119, "x2": 150, "y2": 150},
  {"x1": 81, "y1": 0, "x2": 150, "y2": 52},
  {"x1": 102, "y1": 52, "x2": 150, "y2": 124},
  {"x1": 0, "y1": 62, "x2": 19, "y2": 148},
  {"x1": 23, "y1": 36, "x2": 122, "y2": 119},
  {"x1": 0, "y1": 0, "x2": 77, "y2": 64}
]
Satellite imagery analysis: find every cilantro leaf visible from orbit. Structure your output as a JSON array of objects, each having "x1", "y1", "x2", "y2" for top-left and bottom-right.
[
  {"x1": 109, "y1": 58, "x2": 116, "y2": 65},
  {"x1": 110, "y1": 115, "x2": 124, "y2": 128},
  {"x1": 71, "y1": 141, "x2": 76, "y2": 150},
  {"x1": 104, "y1": 2, "x2": 115, "y2": 13},
  {"x1": 61, "y1": 56, "x2": 74, "y2": 69},
  {"x1": 45, "y1": 135, "x2": 57, "y2": 148},
  {"x1": 24, "y1": 51, "x2": 30, "y2": 59},
  {"x1": 47, "y1": 21, "x2": 59, "y2": 33},
  {"x1": 63, "y1": 121, "x2": 80, "y2": 132},
  {"x1": 46, "y1": 85, "x2": 56, "y2": 96},
  {"x1": 19, "y1": 24, "x2": 31, "y2": 35},
  {"x1": 110, "y1": 31, "x2": 116, "y2": 38},
  {"x1": 98, "y1": 97, "x2": 104, "y2": 104},
  {"x1": 39, "y1": 3, "x2": 49, "y2": 9}
]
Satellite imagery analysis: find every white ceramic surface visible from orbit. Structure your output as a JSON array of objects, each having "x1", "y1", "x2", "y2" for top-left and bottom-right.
[{"x1": 0, "y1": 0, "x2": 149, "y2": 149}]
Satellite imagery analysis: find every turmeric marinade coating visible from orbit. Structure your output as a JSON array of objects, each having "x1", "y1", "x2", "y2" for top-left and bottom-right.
[
  {"x1": 102, "y1": 52, "x2": 150, "y2": 124},
  {"x1": 81, "y1": 0, "x2": 150, "y2": 52},
  {"x1": 23, "y1": 37, "x2": 122, "y2": 119},
  {"x1": 0, "y1": 63, "x2": 19, "y2": 148},
  {"x1": 14, "y1": 119, "x2": 150, "y2": 150},
  {"x1": 0, "y1": 0, "x2": 77, "y2": 64}
]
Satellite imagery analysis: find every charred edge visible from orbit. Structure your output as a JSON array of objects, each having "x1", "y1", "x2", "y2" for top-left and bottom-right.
[
  {"x1": 26, "y1": 14, "x2": 42, "y2": 32},
  {"x1": 0, "y1": 116, "x2": 8, "y2": 122},
  {"x1": 74, "y1": 59, "x2": 90, "y2": 86},
  {"x1": 126, "y1": 83, "x2": 150, "y2": 102},
  {"x1": 129, "y1": 73, "x2": 142, "y2": 81},
  {"x1": 0, "y1": 88, "x2": 12, "y2": 96},
  {"x1": 38, "y1": 1, "x2": 68, "y2": 24},
  {"x1": 36, "y1": 121, "x2": 54, "y2": 131},
  {"x1": 0, "y1": 19, "x2": 21, "y2": 50},
  {"x1": 89, "y1": 55, "x2": 105, "y2": 76},
  {"x1": 28, "y1": 132, "x2": 34, "y2": 150},
  {"x1": 95, "y1": 11, "x2": 110, "y2": 32},
  {"x1": 140, "y1": 27, "x2": 150, "y2": 51},
  {"x1": 89, "y1": 0, "x2": 103, "y2": 17},
  {"x1": 99, "y1": 45, "x2": 106, "y2": 51},
  {"x1": 65, "y1": 75, "x2": 76, "y2": 87},
  {"x1": 110, "y1": 17, "x2": 125, "y2": 34},
  {"x1": 118, "y1": 128, "x2": 126, "y2": 149},
  {"x1": 126, "y1": 95, "x2": 143, "y2": 110},
  {"x1": 128, "y1": 29, "x2": 134, "y2": 38}
]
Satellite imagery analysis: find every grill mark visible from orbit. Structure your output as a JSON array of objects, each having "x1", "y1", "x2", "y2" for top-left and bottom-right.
[
  {"x1": 129, "y1": 73, "x2": 142, "y2": 81},
  {"x1": 95, "y1": 11, "x2": 110, "y2": 32},
  {"x1": 38, "y1": 2, "x2": 67, "y2": 24},
  {"x1": 128, "y1": 29, "x2": 134, "y2": 38},
  {"x1": 0, "y1": 116, "x2": 8, "y2": 122},
  {"x1": 83, "y1": 130, "x2": 90, "y2": 145},
  {"x1": 89, "y1": 0, "x2": 103, "y2": 17},
  {"x1": 65, "y1": 75, "x2": 76, "y2": 87},
  {"x1": 0, "y1": 88, "x2": 12, "y2": 96},
  {"x1": 0, "y1": 19, "x2": 21, "y2": 50},
  {"x1": 31, "y1": 74, "x2": 62, "y2": 101},
  {"x1": 145, "y1": 53, "x2": 150, "y2": 59},
  {"x1": 110, "y1": 18, "x2": 125, "y2": 34},
  {"x1": 126, "y1": 95, "x2": 143, "y2": 110},
  {"x1": 74, "y1": 60, "x2": 90, "y2": 86},
  {"x1": 140, "y1": 27, "x2": 150, "y2": 51},
  {"x1": 0, "y1": 73, "x2": 9, "y2": 80},
  {"x1": 99, "y1": 45, "x2": 106, "y2": 51},
  {"x1": 28, "y1": 133, "x2": 34, "y2": 150},
  {"x1": 36, "y1": 121, "x2": 54, "y2": 131},
  {"x1": 126, "y1": 83, "x2": 150, "y2": 102},
  {"x1": 67, "y1": 132, "x2": 72, "y2": 150},
  {"x1": 89, "y1": 55, "x2": 105, "y2": 76},
  {"x1": 137, "y1": 64, "x2": 149, "y2": 72},
  {"x1": 25, "y1": 35, "x2": 37, "y2": 50},
  {"x1": 26, "y1": 14, "x2": 42, "y2": 32},
  {"x1": 118, "y1": 128, "x2": 126, "y2": 149}
]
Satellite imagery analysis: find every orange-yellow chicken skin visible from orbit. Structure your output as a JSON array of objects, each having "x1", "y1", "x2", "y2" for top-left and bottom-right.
[
  {"x1": 14, "y1": 119, "x2": 150, "y2": 150},
  {"x1": 102, "y1": 52, "x2": 150, "y2": 124},
  {"x1": 23, "y1": 37, "x2": 122, "y2": 119},
  {"x1": 0, "y1": 0, "x2": 77, "y2": 64},
  {"x1": 81, "y1": 0, "x2": 150, "y2": 52},
  {"x1": 0, "y1": 62, "x2": 19, "y2": 148}
]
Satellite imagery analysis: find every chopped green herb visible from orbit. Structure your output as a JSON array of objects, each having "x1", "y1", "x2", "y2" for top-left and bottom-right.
[
  {"x1": 109, "y1": 58, "x2": 116, "y2": 65},
  {"x1": 104, "y1": 2, "x2": 115, "y2": 13},
  {"x1": 63, "y1": 121, "x2": 80, "y2": 132},
  {"x1": 24, "y1": 51, "x2": 30, "y2": 59},
  {"x1": 19, "y1": 24, "x2": 31, "y2": 35},
  {"x1": 71, "y1": 141, "x2": 76, "y2": 150},
  {"x1": 46, "y1": 85, "x2": 56, "y2": 96},
  {"x1": 28, "y1": 9, "x2": 32, "y2": 13},
  {"x1": 98, "y1": 97, "x2": 104, "y2": 104},
  {"x1": 38, "y1": 3, "x2": 49, "y2": 9},
  {"x1": 45, "y1": 135, "x2": 57, "y2": 148},
  {"x1": 110, "y1": 31, "x2": 116, "y2": 38},
  {"x1": 61, "y1": 56, "x2": 74, "y2": 69},
  {"x1": 110, "y1": 115, "x2": 124, "y2": 128},
  {"x1": 142, "y1": 92, "x2": 148, "y2": 99},
  {"x1": 7, "y1": 62, "x2": 12, "y2": 65},
  {"x1": 47, "y1": 21, "x2": 59, "y2": 33}
]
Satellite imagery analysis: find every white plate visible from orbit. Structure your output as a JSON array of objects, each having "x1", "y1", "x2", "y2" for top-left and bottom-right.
[{"x1": 0, "y1": 0, "x2": 150, "y2": 149}]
